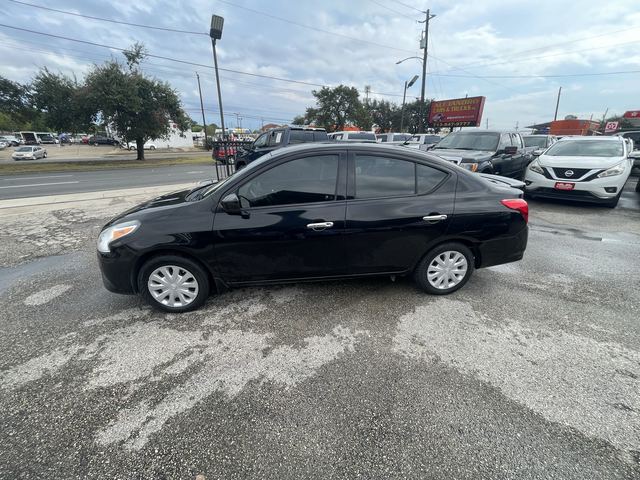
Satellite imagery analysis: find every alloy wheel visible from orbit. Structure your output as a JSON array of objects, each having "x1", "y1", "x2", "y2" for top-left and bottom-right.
[
  {"x1": 147, "y1": 265, "x2": 199, "y2": 307},
  {"x1": 427, "y1": 251, "x2": 468, "y2": 289}
]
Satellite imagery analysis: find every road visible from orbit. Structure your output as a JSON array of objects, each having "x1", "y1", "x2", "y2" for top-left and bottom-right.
[
  {"x1": 0, "y1": 178, "x2": 639, "y2": 479},
  {"x1": 0, "y1": 164, "x2": 222, "y2": 200},
  {"x1": 0, "y1": 147, "x2": 206, "y2": 164}
]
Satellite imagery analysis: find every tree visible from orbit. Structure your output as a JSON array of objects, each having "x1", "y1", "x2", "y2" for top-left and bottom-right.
[
  {"x1": 0, "y1": 75, "x2": 40, "y2": 130},
  {"x1": 84, "y1": 43, "x2": 188, "y2": 160},
  {"x1": 402, "y1": 99, "x2": 432, "y2": 134},
  {"x1": 31, "y1": 68, "x2": 91, "y2": 134},
  {"x1": 291, "y1": 115, "x2": 306, "y2": 125},
  {"x1": 302, "y1": 85, "x2": 364, "y2": 131},
  {"x1": 366, "y1": 99, "x2": 400, "y2": 133}
]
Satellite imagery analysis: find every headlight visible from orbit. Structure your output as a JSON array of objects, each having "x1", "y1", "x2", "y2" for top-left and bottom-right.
[
  {"x1": 97, "y1": 220, "x2": 140, "y2": 253},
  {"x1": 461, "y1": 162, "x2": 478, "y2": 172},
  {"x1": 597, "y1": 161, "x2": 625, "y2": 178},
  {"x1": 529, "y1": 160, "x2": 544, "y2": 175}
]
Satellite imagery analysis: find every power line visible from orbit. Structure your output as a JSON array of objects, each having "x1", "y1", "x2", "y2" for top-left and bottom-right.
[
  {"x1": 429, "y1": 25, "x2": 639, "y2": 75},
  {"x1": 433, "y1": 70, "x2": 640, "y2": 78},
  {"x1": 368, "y1": 0, "x2": 419, "y2": 20},
  {"x1": 0, "y1": 25, "x2": 407, "y2": 99},
  {"x1": 7, "y1": 0, "x2": 208, "y2": 36},
  {"x1": 391, "y1": 0, "x2": 425, "y2": 13},
  {"x1": 215, "y1": 0, "x2": 416, "y2": 52}
]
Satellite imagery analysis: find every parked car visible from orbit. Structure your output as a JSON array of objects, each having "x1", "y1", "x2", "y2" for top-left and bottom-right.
[
  {"x1": 97, "y1": 142, "x2": 529, "y2": 312},
  {"x1": 12, "y1": 145, "x2": 47, "y2": 160},
  {"x1": 617, "y1": 131, "x2": 640, "y2": 169},
  {"x1": 524, "y1": 136, "x2": 632, "y2": 207},
  {"x1": 0, "y1": 135, "x2": 20, "y2": 146},
  {"x1": 404, "y1": 134, "x2": 442, "y2": 151},
  {"x1": 328, "y1": 131, "x2": 377, "y2": 141},
  {"x1": 522, "y1": 134, "x2": 557, "y2": 157},
  {"x1": 36, "y1": 132, "x2": 58, "y2": 144},
  {"x1": 88, "y1": 135, "x2": 120, "y2": 146},
  {"x1": 431, "y1": 130, "x2": 531, "y2": 179},
  {"x1": 376, "y1": 133, "x2": 413, "y2": 143},
  {"x1": 127, "y1": 141, "x2": 157, "y2": 150},
  {"x1": 0, "y1": 141, "x2": 7, "y2": 150},
  {"x1": 233, "y1": 126, "x2": 328, "y2": 169}
]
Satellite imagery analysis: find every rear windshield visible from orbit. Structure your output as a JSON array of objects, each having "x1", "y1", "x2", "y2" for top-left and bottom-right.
[
  {"x1": 435, "y1": 132, "x2": 500, "y2": 151},
  {"x1": 544, "y1": 140, "x2": 623, "y2": 157},
  {"x1": 523, "y1": 136, "x2": 548, "y2": 148},
  {"x1": 348, "y1": 132, "x2": 376, "y2": 140}
]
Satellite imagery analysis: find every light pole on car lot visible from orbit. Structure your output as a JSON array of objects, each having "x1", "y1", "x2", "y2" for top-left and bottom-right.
[
  {"x1": 209, "y1": 15, "x2": 229, "y2": 174},
  {"x1": 400, "y1": 75, "x2": 419, "y2": 133}
]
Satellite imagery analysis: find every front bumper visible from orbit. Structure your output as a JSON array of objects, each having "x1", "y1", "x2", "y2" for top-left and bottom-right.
[
  {"x1": 97, "y1": 250, "x2": 137, "y2": 295},
  {"x1": 524, "y1": 169, "x2": 627, "y2": 203}
]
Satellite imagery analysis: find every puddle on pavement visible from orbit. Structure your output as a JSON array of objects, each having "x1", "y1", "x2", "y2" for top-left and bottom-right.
[{"x1": 0, "y1": 252, "x2": 81, "y2": 295}]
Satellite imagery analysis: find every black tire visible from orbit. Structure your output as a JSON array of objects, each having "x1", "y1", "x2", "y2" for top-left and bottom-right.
[
  {"x1": 635, "y1": 178, "x2": 640, "y2": 193},
  {"x1": 43, "y1": 152, "x2": 47, "y2": 158},
  {"x1": 149, "y1": 146, "x2": 156, "y2": 150},
  {"x1": 138, "y1": 255, "x2": 210, "y2": 312},
  {"x1": 414, "y1": 242, "x2": 475, "y2": 295},
  {"x1": 226, "y1": 156, "x2": 235, "y2": 165},
  {"x1": 235, "y1": 161, "x2": 247, "y2": 170}
]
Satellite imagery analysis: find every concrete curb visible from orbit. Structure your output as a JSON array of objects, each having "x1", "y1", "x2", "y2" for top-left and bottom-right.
[{"x1": 0, "y1": 183, "x2": 195, "y2": 210}]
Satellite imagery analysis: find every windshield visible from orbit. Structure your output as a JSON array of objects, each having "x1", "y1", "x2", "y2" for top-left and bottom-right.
[
  {"x1": 544, "y1": 140, "x2": 623, "y2": 157},
  {"x1": 348, "y1": 132, "x2": 376, "y2": 140},
  {"x1": 16, "y1": 146, "x2": 32, "y2": 152},
  {"x1": 411, "y1": 135, "x2": 440, "y2": 144},
  {"x1": 523, "y1": 136, "x2": 548, "y2": 148},
  {"x1": 435, "y1": 132, "x2": 500, "y2": 151}
]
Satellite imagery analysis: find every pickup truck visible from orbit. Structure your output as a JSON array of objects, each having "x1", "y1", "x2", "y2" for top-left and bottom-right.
[
  {"x1": 233, "y1": 126, "x2": 328, "y2": 169},
  {"x1": 431, "y1": 130, "x2": 532, "y2": 179}
]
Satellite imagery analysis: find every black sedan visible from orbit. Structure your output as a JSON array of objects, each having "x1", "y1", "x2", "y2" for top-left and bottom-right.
[{"x1": 97, "y1": 143, "x2": 529, "y2": 312}]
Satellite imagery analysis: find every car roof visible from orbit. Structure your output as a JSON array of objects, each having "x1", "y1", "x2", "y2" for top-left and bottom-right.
[{"x1": 556, "y1": 135, "x2": 622, "y2": 142}]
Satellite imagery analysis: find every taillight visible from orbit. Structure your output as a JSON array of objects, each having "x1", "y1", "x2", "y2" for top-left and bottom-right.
[{"x1": 501, "y1": 198, "x2": 528, "y2": 224}]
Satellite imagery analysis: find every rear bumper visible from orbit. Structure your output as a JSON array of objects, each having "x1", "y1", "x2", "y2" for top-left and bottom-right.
[{"x1": 477, "y1": 226, "x2": 528, "y2": 268}]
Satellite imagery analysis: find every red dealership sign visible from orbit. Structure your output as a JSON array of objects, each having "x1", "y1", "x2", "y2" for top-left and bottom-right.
[{"x1": 428, "y1": 96, "x2": 486, "y2": 127}]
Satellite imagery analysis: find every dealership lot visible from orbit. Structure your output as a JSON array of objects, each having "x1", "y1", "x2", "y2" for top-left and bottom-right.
[{"x1": 0, "y1": 177, "x2": 639, "y2": 479}]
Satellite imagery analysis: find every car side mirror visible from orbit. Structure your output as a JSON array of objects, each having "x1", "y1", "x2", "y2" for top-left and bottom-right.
[
  {"x1": 220, "y1": 193, "x2": 242, "y2": 215},
  {"x1": 504, "y1": 146, "x2": 518, "y2": 155},
  {"x1": 533, "y1": 149, "x2": 543, "y2": 156}
]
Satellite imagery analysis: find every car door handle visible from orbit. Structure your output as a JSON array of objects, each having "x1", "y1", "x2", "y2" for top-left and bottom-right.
[
  {"x1": 422, "y1": 214, "x2": 448, "y2": 222},
  {"x1": 307, "y1": 221, "x2": 334, "y2": 230}
]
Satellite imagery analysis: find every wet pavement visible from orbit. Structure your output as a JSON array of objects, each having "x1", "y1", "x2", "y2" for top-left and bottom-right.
[{"x1": 0, "y1": 176, "x2": 639, "y2": 479}]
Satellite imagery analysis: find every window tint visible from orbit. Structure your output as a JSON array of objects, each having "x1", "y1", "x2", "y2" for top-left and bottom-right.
[
  {"x1": 355, "y1": 155, "x2": 415, "y2": 198},
  {"x1": 238, "y1": 155, "x2": 338, "y2": 208},
  {"x1": 289, "y1": 130, "x2": 314, "y2": 144},
  {"x1": 268, "y1": 131, "x2": 283, "y2": 146},
  {"x1": 349, "y1": 132, "x2": 376, "y2": 140},
  {"x1": 253, "y1": 133, "x2": 268, "y2": 148},
  {"x1": 417, "y1": 164, "x2": 447, "y2": 194}
]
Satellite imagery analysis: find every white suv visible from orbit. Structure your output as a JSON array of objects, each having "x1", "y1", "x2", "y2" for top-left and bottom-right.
[{"x1": 524, "y1": 136, "x2": 632, "y2": 208}]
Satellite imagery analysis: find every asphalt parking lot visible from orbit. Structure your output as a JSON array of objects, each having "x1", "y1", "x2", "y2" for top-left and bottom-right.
[{"x1": 0, "y1": 176, "x2": 639, "y2": 479}]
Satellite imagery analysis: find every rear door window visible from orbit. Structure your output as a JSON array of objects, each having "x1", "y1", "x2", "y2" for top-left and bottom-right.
[
  {"x1": 289, "y1": 130, "x2": 314, "y2": 144},
  {"x1": 417, "y1": 164, "x2": 448, "y2": 194},
  {"x1": 354, "y1": 155, "x2": 415, "y2": 198}
]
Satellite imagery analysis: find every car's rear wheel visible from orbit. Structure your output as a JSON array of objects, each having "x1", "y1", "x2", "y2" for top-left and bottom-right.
[
  {"x1": 149, "y1": 146, "x2": 156, "y2": 150},
  {"x1": 414, "y1": 242, "x2": 474, "y2": 295},
  {"x1": 138, "y1": 255, "x2": 210, "y2": 312}
]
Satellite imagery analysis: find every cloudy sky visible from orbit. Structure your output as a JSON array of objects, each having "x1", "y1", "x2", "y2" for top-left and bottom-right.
[{"x1": 1, "y1": 0, "x2": 639, "y2": 131}]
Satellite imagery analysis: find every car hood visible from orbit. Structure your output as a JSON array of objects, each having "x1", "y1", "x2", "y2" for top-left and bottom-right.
[
  {"x1": 431, "y1": 149, "x2": 494, "y2": 163},
  {"x1": 538, "y1": 154, "x2": 624, "y2": 169},
  {"x1": 104, "y1": 185, "x2": 203, "y2": 228}
]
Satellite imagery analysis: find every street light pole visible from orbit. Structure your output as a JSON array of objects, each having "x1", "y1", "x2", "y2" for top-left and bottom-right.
[
  {"x1": 400, "y1": 81, "x2": 408, "y2": 132},
  {"x1": 400, "y1": 75, "x2": 419, "y2": 133}
]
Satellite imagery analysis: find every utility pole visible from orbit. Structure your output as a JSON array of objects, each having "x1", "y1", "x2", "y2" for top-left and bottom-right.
[
  {"x1": 418, "y1": 9, "x2": 435, "y2": 133},
  {"x1": 553, "y1": 86, "x2": 562, "y2": 121},
  {"x1": 196, "y1": 72, "x2": 208, "y2": 149},
  {"x1": 515, "y1": 121, "x2": 519, "y2": 131},
  {"x1": 486, "y1": 118, "x2": 489, "y2": 129},
  {"x1": 364, "y1": 85, "x2": 371, "y2": 104}
]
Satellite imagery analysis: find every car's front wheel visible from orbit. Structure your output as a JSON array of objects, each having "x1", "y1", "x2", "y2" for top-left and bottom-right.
[
  {"x1": 138, "y1": 255, "x2": 210, "y2": 312},
  {"x1": 43, "y1": 152, "x2": 47, "y2": 158},
  {"x1": 414, "y1": 242, "x2": 474, "y2": 295}
]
